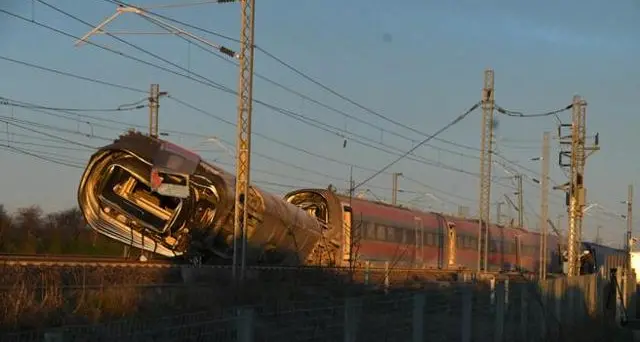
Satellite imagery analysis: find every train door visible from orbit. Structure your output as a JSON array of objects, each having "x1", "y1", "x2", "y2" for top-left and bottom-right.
[
  {"x1": 414, "y1": 217, "x2": 424, "y2": 266},
  {"x1": 515, "y1": 235, "x2": 522, "y2": 271},
  {"x1": 341, "y1": 204, "x2": 354, "y2": 267},
  {"x1": 447, "y1": 221, "x2": 456, "y2": 268}
]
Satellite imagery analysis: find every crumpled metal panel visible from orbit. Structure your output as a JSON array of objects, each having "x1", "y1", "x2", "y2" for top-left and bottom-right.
[{"x1": 77, "y1": 131, "x2": 324, "y2": 265}]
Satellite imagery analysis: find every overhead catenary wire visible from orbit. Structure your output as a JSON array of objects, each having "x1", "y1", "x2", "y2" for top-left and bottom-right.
[
  {"x1": 0, "y1": 91, "x2": 616, "y2": 227},
  {"x1": 2, "y1": 2, "x2": 620, "y2": 230},
  {"x1": 0, "y1": 55, "x2": 147, "y2": 94},
  {"x1": 495, "y1": 103, "x2": 573, "y2": 118},
  {"x1": 1, "y1": 4, "x2": 549, "y2": 192},
  {"x1": 85, "y1": 1, "x2": 575, "y2": 189},
  {"x1": 0, "y1": 44, "x2": 568, "y2": 210},
  {"x1": 0, "y1": 96, "x2": 148, "y2": 112},
  {"x1": 353, "y1": 102, "x2": 481, "y2": 191}
]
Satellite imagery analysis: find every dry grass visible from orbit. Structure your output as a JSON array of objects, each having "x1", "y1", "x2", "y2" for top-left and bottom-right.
[
  {"x1": 0, "y1": 265, "x2": 173, "y2": 331},
  {"x1": 0, "y1": 265, "x2": 472, "y2": 333}
]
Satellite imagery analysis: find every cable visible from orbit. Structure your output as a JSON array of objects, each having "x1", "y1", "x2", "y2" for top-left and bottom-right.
[
  {"x1": 6, "y1": 2, "x2": 515, "y2": 191},
  {"x1": 495, "y1": 103, "x2": 573, "y2": 118},
  {"x1": 0, "y1": 53, "x2": 472, "y2": 177},
  {"x1": 6, "y1": 4, "x2": 603, "y2": 214},
  {"x1": 3, "y1": 99, "x2": 475, "y2": 206},
  {"x1": 0, "y1": 96, "x2": 147, "y2": 112},
  {"x1": 0, "y1": 55, "x2": 146, "y2": 94},
  {"x1": 0, "y1": 7, "x2": 232, "y2": 93},
  {"x1": 99, "y1": 0, "x2": 239, "y2": 43},
  {"x1": 100, "y1": 0, "x2": 496, "y2": 155},
  {"x1": 90, "y1": 0, "x2": 580, "y2": 198},
  {"x1": 167, "y1": 95, "x2": 501, "y2": 183},
  {"x1": 0, "y1": 118, "x2": 98, "y2": 149},
  {"x1": 0, "y1": 145, "x2": 84, "y2": 169},
  {"x1": 2, "y1": 108, "x2": 620, "y2": 226},
  {"x1": 4, "y1": 4, "x2": 459, "y2": 173},
  {"x1": 353, "y1": 102, "x2": 480, "y2": 190}
]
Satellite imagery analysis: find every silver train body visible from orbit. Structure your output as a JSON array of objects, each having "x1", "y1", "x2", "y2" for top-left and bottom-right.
[{"x1": 77, "y1": 131, "x2": 325, "y2": 265}]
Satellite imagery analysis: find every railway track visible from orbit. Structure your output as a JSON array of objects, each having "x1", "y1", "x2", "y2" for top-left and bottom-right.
[
  {"x1": 0, "y1": 253, "x2": 175, "y2": 267},
  {"x1": 0, "y1": 254, "x2": 537, "y2": 281}
]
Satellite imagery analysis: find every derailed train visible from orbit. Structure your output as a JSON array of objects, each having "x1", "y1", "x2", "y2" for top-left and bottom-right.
[{"x1": 78, "y1": 131, "x2": 625, "y2": 273}]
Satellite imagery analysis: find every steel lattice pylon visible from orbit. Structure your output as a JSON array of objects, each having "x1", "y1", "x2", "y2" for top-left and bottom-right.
[
  {"x1": 477, "y1": 69, "x2": 494, "y2": 272},
  {"x1": 233, "y1": 0, "x2": 256, "y2": 282}
]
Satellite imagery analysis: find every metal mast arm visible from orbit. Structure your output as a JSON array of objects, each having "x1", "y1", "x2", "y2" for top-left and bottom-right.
[{"x1": 232, "y1": 0, "x2": 256, "y2": 282}]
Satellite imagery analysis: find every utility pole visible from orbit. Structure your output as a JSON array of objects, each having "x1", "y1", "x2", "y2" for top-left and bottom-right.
[
  {"x1": 232, "y1": 0, "x2": 256, "y2": 283},
  {"x1": 595, "y1": 225, "x2": 602, "y2": 244},
  {"x1": 627, "y1": 184, "x2": 633, "y2": 269},
  {"x1": 496, "y1": 201, "x2": 504, "y2": 225},
  {"x1": 149, "y1": 84, "x2": 159, "y2": 138},
  {"x1": 391, "y1": 172, "x2": 403, "y2": 205},
  {"x1": 458, "y1": 205, "x2": 469, "y2": 218},
  {"x1": 516, "y1": 174, "x2": 524, "y2": 229},
  {"x1": 539, "y1": 132, "x2": 550, "y2": 280},
  {"x1": 477, "y1": 69, "x2": 495, "y2": 272},
  {"x1": 555, "y1": 95, "x2": 600, "y2": 277},
  {"x1": 147, "y1": 84, "x2": 168, "y2": 138}
]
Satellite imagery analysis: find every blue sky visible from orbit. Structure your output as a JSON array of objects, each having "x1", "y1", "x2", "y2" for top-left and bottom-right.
[{"x1": 0, "y1": 0, "x2": 638, "y2": 247}]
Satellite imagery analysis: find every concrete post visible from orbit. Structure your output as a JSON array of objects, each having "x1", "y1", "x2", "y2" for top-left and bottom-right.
[
  {"x1": 412, "y1": 293, "x2": 425, "y2": 342},
  {"x1": 461, "y1": 287, "x2": 473, "y2": 342},
  {"x1": 43, "y1": 331, "x2": 63, "y2": 342},
  {"x1": 494, "y1": 282, "x2": 505, "y2": 342},
  {"x1": 344, "y1": 297, "x2": 361, "y2": 342},
  {"x1": 236, "y1": 307, "x2": 254, "y2": 342},
  {"x1": 520, "y1": 285, "x2": 528, "y2": 342}
]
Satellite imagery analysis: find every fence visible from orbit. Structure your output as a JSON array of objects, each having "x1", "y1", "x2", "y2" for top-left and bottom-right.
[{"x1": 5, "y1": 271, "x2": 634, "y2": 342}]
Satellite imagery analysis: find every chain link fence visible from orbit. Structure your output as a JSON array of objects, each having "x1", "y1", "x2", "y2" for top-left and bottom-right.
[{"x1": 3, "y1": 272, "x2": 633, "y2": 341}]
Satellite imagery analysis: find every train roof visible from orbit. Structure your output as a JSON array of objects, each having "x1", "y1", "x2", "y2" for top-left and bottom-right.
[
  {"x1": 582, "y1": 240, "x2": 625, "y2": 253},
  {"x1": 328, "y1": 190, "x2": 542, "y2": 237}
]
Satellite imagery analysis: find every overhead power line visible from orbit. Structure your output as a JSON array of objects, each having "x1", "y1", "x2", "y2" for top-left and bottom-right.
[
  {"x1": 495, "y1": 103, "x2": 573, "y2": 118},
  {"x1": 0, "y1": 55, "x2": 146, "y2": 93},
  {"x1": 354, "y1": 102, "x2": 481, "y2": 190},
  {"x1": 3, "y1": 3, "x2": 602, "y2": 214},
  {"x1": 2, "y1": 3, "x2": 536, "y2": 189},
  {"x1": 0, "y1": 50, "x2": 546, "y2": 196},
  {"x1": 94, "y1": 0, "x2": 489, "y2": 152},
  {"x1": 0, "y1": 96, "x2": 147, "y2": 112}
]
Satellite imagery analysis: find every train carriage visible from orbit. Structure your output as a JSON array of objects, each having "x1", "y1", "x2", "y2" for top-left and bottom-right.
[
  {"x1": 284, "y1": 187, "x2": 558, "y2": 273},
  {"x1": 77, "y1": 131, "x2": 325, "y2": 265},
  {"x1": 77, "y1": 133, "x2": 624, "y2": 275}
]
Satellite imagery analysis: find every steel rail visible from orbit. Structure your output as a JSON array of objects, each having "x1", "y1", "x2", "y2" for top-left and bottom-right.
[{"x1": 0, "y1": 254, "x2": 536, "y2": 280}]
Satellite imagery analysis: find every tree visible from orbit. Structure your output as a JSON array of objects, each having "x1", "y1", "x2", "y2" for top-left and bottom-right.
[
  {"x1": 13, "y1": 206, "x2": 44, "y2": 254},
  {"x1": 0, "y1": 204, "x2": 10, "y2": 250}
]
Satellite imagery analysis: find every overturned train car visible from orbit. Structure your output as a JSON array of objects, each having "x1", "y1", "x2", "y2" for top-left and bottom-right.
[{"x1": 77, "y1": 131, "x2": 326, "y2": 265}]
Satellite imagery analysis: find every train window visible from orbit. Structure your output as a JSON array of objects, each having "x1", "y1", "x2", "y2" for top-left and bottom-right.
[
  {"x1": 386, "y1": 227, "x2": 396, "y2": 242},
  {"x1": 405, "y1": 230, "x2": 415, "y2": 244},
  {"x1": 376, "y1": 225, "x2": 386, "y2": 240},
  {"x1": 366, "y1": 223, "x2": 375, "y2": 240}
]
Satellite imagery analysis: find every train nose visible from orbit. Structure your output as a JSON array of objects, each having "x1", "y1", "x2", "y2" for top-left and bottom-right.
[{"x1": 78, "y1": 150, "x2": 219, "y2": 257}]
